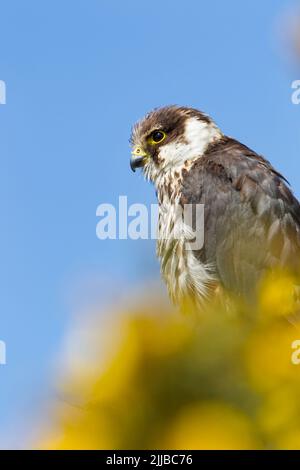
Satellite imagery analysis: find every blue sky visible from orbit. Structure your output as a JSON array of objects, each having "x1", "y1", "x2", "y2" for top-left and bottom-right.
[{"x1": 0, "y1": 0, "x2": 299, "y2": 448}]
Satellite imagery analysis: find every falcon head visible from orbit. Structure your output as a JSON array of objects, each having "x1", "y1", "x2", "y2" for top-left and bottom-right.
[{"x1": 130, "y1": 105, "x2": 222, "y2": 182}]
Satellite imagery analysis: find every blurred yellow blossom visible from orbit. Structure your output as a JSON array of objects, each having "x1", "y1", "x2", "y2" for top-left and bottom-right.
[
  {"x1": 258, "y1": 270, "x2": 298, "y2": 318},
  {"x1": 245, "y1": 320, "x2": 300, "y2": 392},
  {"x1": 38, "y1": 270, "x2": 300, "y2": 450},
  {"x1": 164, "y1": 402, "x2": 259, "y2": 450}
]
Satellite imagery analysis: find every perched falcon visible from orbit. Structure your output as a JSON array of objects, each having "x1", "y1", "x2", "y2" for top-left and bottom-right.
[{"x1": 130, "y1": 106, "x2": 300, "y2": 307}]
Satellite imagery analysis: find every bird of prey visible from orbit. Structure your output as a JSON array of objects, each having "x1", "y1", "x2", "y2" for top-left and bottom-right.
[{"x1": 130, "y1": 106, "x2": 300, "y2": 308}]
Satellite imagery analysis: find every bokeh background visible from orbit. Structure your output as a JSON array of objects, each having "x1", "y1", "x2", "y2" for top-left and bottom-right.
[{"x1": 0, "y1": 0, "x2": 300, "y2": 449}]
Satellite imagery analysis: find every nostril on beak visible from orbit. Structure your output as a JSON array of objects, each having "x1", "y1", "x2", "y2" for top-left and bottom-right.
[{"x1": 130, "y1": 146, "x2": 147, "y2": 172}]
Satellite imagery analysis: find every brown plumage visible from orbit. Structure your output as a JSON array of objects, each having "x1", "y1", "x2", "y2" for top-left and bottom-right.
[{"x1": 181, "y1": 137, "x2": 300, "y2": 298}]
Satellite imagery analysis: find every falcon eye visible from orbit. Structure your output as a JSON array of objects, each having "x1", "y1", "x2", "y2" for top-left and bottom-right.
[{"x1": 149, "y1": 130, "x2": 166, "y2": 144}]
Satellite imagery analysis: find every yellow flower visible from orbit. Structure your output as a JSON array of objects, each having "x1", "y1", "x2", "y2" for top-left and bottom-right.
[
  {"x1": 164, "y1": 402, "x2": 259, "y2": 450},
  {"x1": 258, "y1": 270, "x2": 298, "y2": 318},
  {"x1": 38, "y1": 280, "x2": 300, "y2": 450},
  {"x1": 245, "y1": 322, "x2": 300, "y2": 391}
]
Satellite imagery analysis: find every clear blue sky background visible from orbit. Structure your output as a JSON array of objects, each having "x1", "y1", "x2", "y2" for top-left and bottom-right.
[{"x1": 0, "y1": 0, "x2": 299, "y2": 448}]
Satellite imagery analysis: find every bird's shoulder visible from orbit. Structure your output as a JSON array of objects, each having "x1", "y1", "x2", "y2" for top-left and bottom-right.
[
  {"x1": 180, "y1": 136, "x2": 300, "y2": 294},
  {"x1": 181, "y1": 136, "x2": 300, "y2": 223}
]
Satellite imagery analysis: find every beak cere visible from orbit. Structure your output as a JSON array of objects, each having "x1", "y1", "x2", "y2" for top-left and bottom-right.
[{"x1": 130, "y1": 146, "x2": 147, "y2": 172}]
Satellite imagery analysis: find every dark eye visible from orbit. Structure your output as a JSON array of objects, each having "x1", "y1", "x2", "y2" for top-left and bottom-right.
[{"x1": 150, "y1": 130, "x2": 166, "y2": 144}]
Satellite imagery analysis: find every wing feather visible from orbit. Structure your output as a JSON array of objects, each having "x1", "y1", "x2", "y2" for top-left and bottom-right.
[{"x1": 181, "y1": 137, "x2": 300, "y2": 297}]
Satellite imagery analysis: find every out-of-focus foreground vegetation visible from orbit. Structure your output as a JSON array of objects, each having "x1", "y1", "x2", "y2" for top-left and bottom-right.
[{"x1": 38, "y1": 270, "x2": 300, "y2": 450}]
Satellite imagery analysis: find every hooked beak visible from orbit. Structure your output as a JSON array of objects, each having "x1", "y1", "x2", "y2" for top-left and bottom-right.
[{"x1": 130, "y1": 146, "x2": 147, "y2": 172}]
